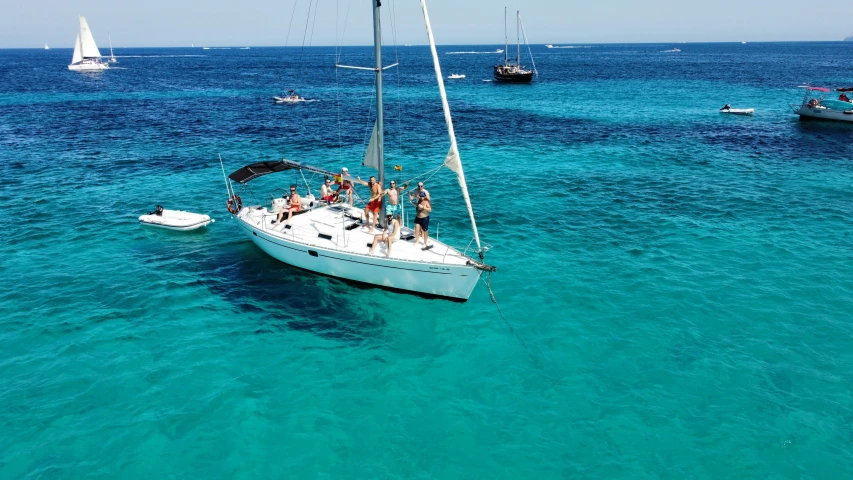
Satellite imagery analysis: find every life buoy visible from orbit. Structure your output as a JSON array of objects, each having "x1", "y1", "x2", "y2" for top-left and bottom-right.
[{"x1": 227, "y1": 195, "x2": 242, "y2": 214}]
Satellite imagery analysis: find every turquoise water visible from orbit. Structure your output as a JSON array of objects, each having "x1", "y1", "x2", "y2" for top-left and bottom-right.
[{"x1": 2, "y1": 42, "x2": 853, "y2": 478}]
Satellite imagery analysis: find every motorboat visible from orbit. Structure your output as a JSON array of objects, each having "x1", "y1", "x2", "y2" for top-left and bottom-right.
[
  {"x1": 447, "y1": 73, "x2": 465, "y2": 79},
  {"x1": 273, "y1": 90, "x2": 308, "y2": 104},
  {"x1": 720, "y1": 104, "x2": 754, "y2": 115},
  {"x1": 661, "y1": 48, "x2": 681, "y2": 53},
  {"x1": 68, "y1": 16, "x2": 109, "y2": 71},
  {"x1": 493, "y1": 8, "x2": 537, "y2": 83},
  {"x1": 789, "y1": 86, "x2": 853, "y2": 123},
  {"x1": 138, "y1": 206, "x2": 212, "y2": 231},
  {"x1": 222, "y1": 0, "x2": 495, "y2": 301}
]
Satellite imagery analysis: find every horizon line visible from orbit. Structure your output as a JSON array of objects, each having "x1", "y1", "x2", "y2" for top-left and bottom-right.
[{"x1": 17, "y1": 39, "x2": 853, "y2": 49}]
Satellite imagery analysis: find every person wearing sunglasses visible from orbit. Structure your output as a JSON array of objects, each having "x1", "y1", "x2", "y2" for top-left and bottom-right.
[
  {"x1": 356, "y1": 175, "x2": 382, "y2": 233},
  {"x1": 407, "y1": 182, "x2": 430, "y2": 204},
  {"x1": 382, "y1": 179, "x2": 408, "y2": 224},
  {"x1": 369, "y1": 213, "x2": 400, "y2": 258},
  {"x1": 272, "y1": 184, "x2": 301, "y2": 227}
]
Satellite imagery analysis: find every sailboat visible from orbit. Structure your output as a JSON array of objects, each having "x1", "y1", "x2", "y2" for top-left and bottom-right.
[
  {"x1": 493, "y1": 8, "x2": 535, "y2": 83},
  {"x1": 44, "y1": 43, "x2": 49, "y2": 50},
  {"x1": 68, "y1": 16, "x2": 109, "y2": 71},
  {"x1": 223, "y1": 0, "x2": 495, "y2": 300},
  {"x1": 108, "y1": 33, "x2": 117, "y2": 63}
]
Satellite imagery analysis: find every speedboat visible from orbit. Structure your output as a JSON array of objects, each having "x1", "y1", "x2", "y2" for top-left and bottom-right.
[
  {"x1": 447, "y1": 73, "x2": 465, "y2": 79},
  {"x1": 273, "y1": 90, "x2": 308, "y2": 103},
  {"x1": 790, "y1": 86, "x2": 853, "y2": 123},
  {"x1": 720, "y1": 104, "x2": 754, "y2": 115},
  {"x1": 139, "y1": 207, "x2": 212, "y2": 231}
]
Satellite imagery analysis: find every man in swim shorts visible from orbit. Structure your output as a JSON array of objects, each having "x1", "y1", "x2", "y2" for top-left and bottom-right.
[
  {"x1": 321, "y1": 178, "x2": 335, "y2": 203},
  {"x1": 273, "y1": 185, "x2": 301, "y2": 226},
  {"x1": 412, "y1": 192, "x2": 432, "y2": 250},
  {"x1": 383, "y1": 179, "x2": 408, "y2": 224},
  {"x1": 333, "y1": 167, "x2": 353, "y2": 206},
  {"x1": 357, "y1": 175, "x2": 382, "y2": 233}
]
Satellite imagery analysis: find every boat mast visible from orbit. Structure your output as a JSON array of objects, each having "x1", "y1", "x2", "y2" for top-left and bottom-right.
[
  {"x1": 372, "y1": 0, "x2": 385, "y2": 209},
  {"x1": 516, "y1": 10, "x2": 520, "y2": 66},
  {"x1": 504, "y1": 7, "x2": 508, "y2": 65}
]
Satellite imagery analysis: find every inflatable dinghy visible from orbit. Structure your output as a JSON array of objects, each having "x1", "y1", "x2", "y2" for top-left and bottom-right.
[
  {"x1": 720, "y1": 105, "x2": 754, "y2": 115},
  {"x1": 139, "y1": 206, "x2": 212, "y2": 231}
]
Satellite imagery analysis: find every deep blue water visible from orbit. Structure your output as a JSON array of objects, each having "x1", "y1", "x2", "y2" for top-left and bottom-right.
[{"x1": 2, "y1": 42, "x2": 853, "y2": 478}]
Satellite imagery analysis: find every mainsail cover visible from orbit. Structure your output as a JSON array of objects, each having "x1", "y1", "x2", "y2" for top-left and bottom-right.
[
  {"x1": 71, "y1": 34, "x2": 83, "y2": 64},
  {"x1": 79, "y1": 16, "x2": 102, "y2": 58},
  {"x1": 362, "y1": 123, "x2": 380, "y2": 170}
]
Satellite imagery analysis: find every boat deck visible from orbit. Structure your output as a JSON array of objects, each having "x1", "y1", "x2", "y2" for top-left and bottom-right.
[{"x1": 240, "y1": 204, "x2": 473, "y2": 266}]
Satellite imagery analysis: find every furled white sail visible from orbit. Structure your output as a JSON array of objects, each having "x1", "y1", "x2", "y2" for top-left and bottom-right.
[
  {"x1": 71, "y1": 34, "x2": 83, "y2": 64},
  {"x1": 362, "y1": 123, "x2": 380, "y2": 170},
  {"x1": 420, "y1": 0, "x2": 482, "y2": 253},
  {"x1": 79, "y1": 16, "x2": 102, "y2": 58}
]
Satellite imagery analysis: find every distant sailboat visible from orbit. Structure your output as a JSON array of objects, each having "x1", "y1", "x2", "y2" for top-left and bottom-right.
[
  {"x1": 44, "y1": 43, "x2": 49, "y2": 50},
  {"x1": 108, "y1": 32, "x2": 117, "y2": 63},
  {"x1": 68, "y1": 16, "x2": 109, "y2": 71},
  {"x1": 493, "y1": 8, "x2": 536, "y2": 83}
]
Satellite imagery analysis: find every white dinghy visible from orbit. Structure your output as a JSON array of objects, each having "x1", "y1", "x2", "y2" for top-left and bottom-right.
[
  {"x1": 720, "y1": 104, "x2": 754, "y2": 115},
  {"x1": 139, "y1": 206, "x2": 212, "y2": 231},
  {"x1": 448, "y1": 73, "x2": 466, "y2": 79},
  {"x1": 222, "y1": 0, "x2": 495, "y2": 301}
]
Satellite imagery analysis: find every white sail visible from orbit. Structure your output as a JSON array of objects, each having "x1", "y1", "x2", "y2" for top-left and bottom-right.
[
  {"x1": 420, "y1": 0, "x2": 482, "y2": 253},
  {"x1": 71, "y1": 34, "x2": 83, "y2": 64},
  {"x1": 362, "y1": 123, "x2": 380, "y2": 170},
  {"x1": 79, "y1": 16, "x2": 102, "y2": 58}
]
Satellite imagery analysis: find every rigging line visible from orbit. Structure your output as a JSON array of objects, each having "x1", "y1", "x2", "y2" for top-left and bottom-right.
[
  {"x1": 308, "y1": 0, "x2": 320, "y2": 49},
  {"x1": 335, "y1": 0, "x2": 352, "y2": 63},
  {"x1": 388, "y1": 0, "x2": 403, "y2": 163},
  {"x1": 283, "y1": 0, "x2": 299, "y2": 48},
  {"x1": 518, "y1": 14, "x2": 538, "y2": 76},
  {"x1": 296, "y1": 0, "x2": 314, "y2": 82}
]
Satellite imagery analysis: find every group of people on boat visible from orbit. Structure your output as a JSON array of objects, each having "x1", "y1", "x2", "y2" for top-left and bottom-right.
[{"x1": 270, "y1": 166, "x2": 434, "y2": 258}]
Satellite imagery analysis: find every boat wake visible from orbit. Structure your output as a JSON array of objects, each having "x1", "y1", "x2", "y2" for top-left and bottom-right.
[
  {"x1": 545, "y1": 45, "x2": 591, "y2": 49},
  {"x1": 446, "y1": 49, "x2": 504, "y2": 55},
  {"x1": 119, "y1": 55, "x2": 207, "y2": 58}
]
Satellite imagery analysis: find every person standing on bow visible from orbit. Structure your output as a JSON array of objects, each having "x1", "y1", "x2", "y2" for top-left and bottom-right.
[
  {"x1": 408, "y1": 181, "x2": 430, "y2": 203},
  {"x1": 411, "y1": 192, "x2": 432, "y2": 250},
  {"x1": 383, "y1": 180, "x2": 408, "y2": 224},
  {"x1": 356, "y1": 175, "x2": 382, "y2": 233}
]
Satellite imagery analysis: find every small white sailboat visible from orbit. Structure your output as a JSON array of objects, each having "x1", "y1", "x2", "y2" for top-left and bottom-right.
[
  {"x1": 68, "y1": 16, "x2": 109, "y2": 71},
  {"x1": 447, "y1": 73, "x2": 465, "y2": 79},
  {"x1": 108, "y1": 32, "x2": 117, "y2": 63},
  {"x1": 224, "y1": 0, "x2": 494, "y2": 300},
  {"x1": 139, "y1": 206, "x2": 212, "y2": 231},
  {"x1": 44, "y1": 43, "x2": 49, "y2": 50},
  {"x1": 720, "y1": 104, "x2": 754, "y2": 115}
]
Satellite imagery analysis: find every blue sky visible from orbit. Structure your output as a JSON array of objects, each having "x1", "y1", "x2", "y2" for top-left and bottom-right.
[{"x1": 4, "y1": 0, "x2": 852, "y2": 48}]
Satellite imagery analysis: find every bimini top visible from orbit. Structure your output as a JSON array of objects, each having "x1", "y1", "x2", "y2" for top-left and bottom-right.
[{"x1": 228, "y1": 158, "x2": 340, "y2": 184}]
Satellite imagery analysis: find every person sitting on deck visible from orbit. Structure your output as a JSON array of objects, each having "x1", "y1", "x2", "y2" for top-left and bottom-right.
[
  {"x1": 356, "y1": 175, "x2": 382, "y2": 233},
  {"x1": 808, "y1": 98, "x2": 819, "y2": 108},
  {"x1": 320, "y1": 178, "x2": 335, "y2": 203},
  {"x1": 333, "y1": 167, "x2": 354, "y2": 206},
  {"x1": 840, "y1": 93, "x2": 851, "y2": 102},
  {"x1": 369, "y1": 214, "x2": 400, "y2": 258},
  {"x1": 272, "y1": 185, "x2": 301, "y2": 227},
  {"x1": 721, "y1": 104, "x2": 731, "y2": 111}
]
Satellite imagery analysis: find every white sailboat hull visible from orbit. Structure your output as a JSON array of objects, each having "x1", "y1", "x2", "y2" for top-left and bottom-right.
[
  {"x1": 235, "y1": 206, "x2": 482, "y2": 300},
  {"x1": 68, "y1": 60, "x2": 110, "y2": 71},
  {"x1": 792, "y1": 104, "x2": 853, "y2": 123}
]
